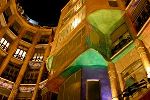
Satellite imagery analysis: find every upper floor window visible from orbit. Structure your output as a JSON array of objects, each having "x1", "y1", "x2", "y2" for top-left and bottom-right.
[
  {"x1": 111, "y1": 23, "x2": 133, "y2": 56},
  {"x1": 108, "y1": 0, "x2": 118, "y2": 7},
  {"x1": 74, "y1": 0, "x2": 82, "y2": 12},
  {"x1": 22, "y1": 31, "x2": 34, "y2": 43},
  {"x1": 14, "y1": 48, "x2": 26, "y2": 60},
  {"x1": 124, "y1": 0, "x2": 131, "y2": 7},
  {"x1": 3, "y1": 7, "x2": 12, "y2": 23},
  {"x1": 37, "y1": 35, "x2": 50, "y2": 44},
  {"x1": 1, "y1": 63, "x2": 20, "y2": 82},
  {"x1": 58, "y1": 7, "x2": 85, "y2": 44},
  {"x1": 32, "y1": 53, "x2": 44, "y2": 62},
  {"x1": 72, "y1": 18, "x2": 81, "y2": 29},
  {"x1": 9, "y1": 21, "x2": 21, "y2": 36},
  {"x1": 133, "y1": 0, "x2": 150, "y2": 32},
  {"x1": 0, "y1": 38, "x2": 10, "y2": 51},
  {"x1": 111, "y1": 32, "x2": 132, "y2": 55},
  {"x1": 62, "y1": 0, "x2": 85, "y2": 24}
]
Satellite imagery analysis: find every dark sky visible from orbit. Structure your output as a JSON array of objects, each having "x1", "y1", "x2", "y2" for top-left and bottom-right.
[{"x1": 18, "y1": 0, "x2": 69, "y2": 27}]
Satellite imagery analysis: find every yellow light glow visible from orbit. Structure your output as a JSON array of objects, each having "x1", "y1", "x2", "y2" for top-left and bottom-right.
[
  {"x1": 87, "y1": 79, "x2": 99, "y2": 81},
  {"x1": 72, "y1": 18, "x2": 81, "y2": 29},
  {"x1": 74, "y1": 4, "x2": 81, "y2": 12},
  {"x1": 146, "y1": 67, "x2": 150, "y2": 78},
  {"x1": 147, "y1": 73, "x2": 150, "y2": 78}
]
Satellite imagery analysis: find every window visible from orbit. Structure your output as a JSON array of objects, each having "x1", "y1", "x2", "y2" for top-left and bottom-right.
[
  {"x1": 14, "y1": 48, "x2": 26, "y2": 60},
  {"x1": 3, "y1": 7, "x2": 12, "y2": 23},
  {"x1": 22, "y1": 31, "x2": 33, "y2": 43},
  {"x1": 72, "y1": 17, "x2": 81, "y2": 29},
  {"x1": 62, "y1": 0, "x2": 84, "y2": 25},
  {"x1": 9, "y1": 21, "x2": 21, "y2": 36},
  {"x1": 133, "y1": 0, "x2": 150, "y2": 32},
  {"x1": 124, "y1": 0, "x2": 131, "y2": 7},
  {"x1": 1, "y1": 63, "x2": 20, "y2": 82},
  {"x1": 120, "y1": 60, "x2": 147, "y2": 98},
  {"x1": 108, "y1": 0, "x2": 118, "y2": 7},
  {"x1": 74, "y1": 0, "x2": 82, "y2": 12},
  {"x1": 59, "y1": 6, "x2": 85, "y2": 43},
  {"x1": 111, "y1": 32, "x2": 132, "y2": 55},
  {"x1": 86, "y1": 80, "x2": 101, "y2": 100},
  {"x1": 37, "y1": 35, "x2": 50, "y2": 44},
  {"x1": 0, "y1": 38, "x2": 10, "y2": 51},
  {"x1": 32, "y1": 53, "x2": 44, "y2": 62}
]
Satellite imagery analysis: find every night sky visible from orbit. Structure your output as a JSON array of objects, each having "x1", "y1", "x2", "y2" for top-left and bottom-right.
[{"x1": 18, "y1": 0, "x2": 69, "y2": 27}]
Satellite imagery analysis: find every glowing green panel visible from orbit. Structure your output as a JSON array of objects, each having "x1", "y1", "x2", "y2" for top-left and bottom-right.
[
  {"x1": 46, "y1": 56, "x2": 53, "y2": 72},
  {"x1": 87, "y1": 9, "x2": 124, "y2": 35},
  {"x1": 61, "y1": 48, "x2": 107, "y2": 77},
  {"x1": 86, "y1": 9, "x2": 124, "y2": 58},
  {"x1": 71, "y1": 48, "x2": 107, "y2": 66}
]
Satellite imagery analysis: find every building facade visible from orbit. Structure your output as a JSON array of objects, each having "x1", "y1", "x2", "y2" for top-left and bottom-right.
[
  {"x1": 0, "y1": 0, "x2": 150, "y2": 100},
  {"x1": 0, "y1": 0, "x2": 56, "y2": 99},
  {"x1": 46, "y1": 0, "x2": 150, "y2": 100}
]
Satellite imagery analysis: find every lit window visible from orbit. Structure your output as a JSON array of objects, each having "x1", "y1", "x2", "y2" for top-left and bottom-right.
[
  {"x1": 0, "y1": 38, "x2": 10, "y2": 51},
  {"x1": 72, "y1": 0, "x2": 77, "y2": 4},
  {"x1": 32, "y1": 53, "x2": 44, "y2": 62},
  {"x1": 72, "y1": 18, "x2": 81, "y2": 29},
  {"x1": 14, "y1": 48, "x2": 26, "y2": 60}
]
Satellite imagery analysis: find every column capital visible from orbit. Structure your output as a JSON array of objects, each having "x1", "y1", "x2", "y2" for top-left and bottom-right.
[
  {"x1": 108, "y1": 61, "x2": 116, "y2": 71},
  {"x1": 134, "y1": 39, "x2": 144, "y2": 48}
]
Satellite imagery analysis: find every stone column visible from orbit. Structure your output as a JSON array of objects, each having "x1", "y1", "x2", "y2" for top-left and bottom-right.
[
  {"x1": 134, "y1": 39, "x2": 150, "y2": 78},
  {"x1": 8, "y1": 33, "x2": 39, "y2": 100},
  {"x1": 31, "y1": 36, "x2": 52, "y2": 100},
  {"x1": 118, "y1": 73, "x2": 125, "y2": 92},
  {"x1": 31, "y1": 31, "x2": 54, "y2": 100},
  {"x1": 108, "y1": 62, "x2": 119, "y2": 100},
  {"x1": 0, "y1": 29, "x2": 26, "y2": 75}
]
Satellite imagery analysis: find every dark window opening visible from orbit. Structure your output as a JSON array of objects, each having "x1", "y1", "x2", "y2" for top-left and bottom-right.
[
  {"x1": 1, "y1": 63, "x2": 20, "y2": 82},
  {"x1": 37, "y1": 35, "x2": 50, "y2": 44},
  {"x1": 3, "y1": 7, "x2": 12, "y2": 23},
  {"x1": 41, "y1": 71, "x2": 48, "y2": 81},
  {"x1": 124, "y1": 0, "x2": 131, "y2": 7},
  {"x1": 9, "y1": 21, "x2": 21, "y2": 36},
  {"x1": 0, "y1": 94, "x2": 8, "y2": 100},
  {"x1": 86, "y1": 80, "x2": 101, "y2": 100},
  {"x1": 111, "y1": 32, "x2": 132, "y2": 56},
  {"x1": 21, "y1": 70, "x2": 39, "y2": 84},
  {"x1": 133, "y1": 0, "x2": 150, "y2": 32},
  {"x1": 22, "y1": 31, "x2": 34, "y2": 43},
  {"x1": 108, "y1": 0, "x2": 118, "y2": 7}
]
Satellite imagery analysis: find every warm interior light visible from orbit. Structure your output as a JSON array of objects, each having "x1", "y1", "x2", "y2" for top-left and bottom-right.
[
  {"x1": 147, "y1": 73, "x2": 150, "y2": 78},
  {"x1": 87, "y1": 79, "x2": 99, "y2": 81},
  {"x1": 72, "y1": 18, "x2": 81, "y2": 29},
  {"x1": 146, "y1": 67, "x2": 150, "y2": 78},
  {"x1": 74, "y1": 4, "x2": 81, "y2": 11}
]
